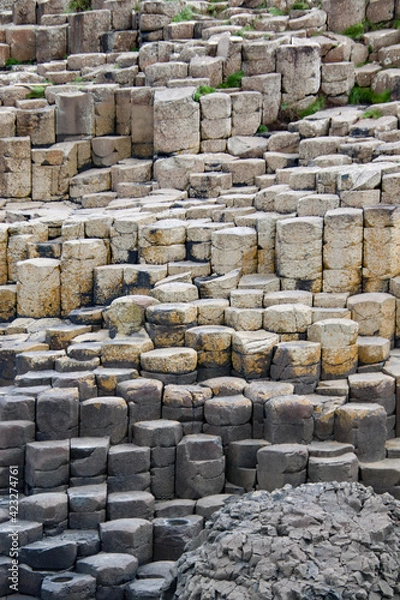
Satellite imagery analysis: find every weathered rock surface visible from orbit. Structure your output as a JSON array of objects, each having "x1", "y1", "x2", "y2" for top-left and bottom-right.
[{"x1": 172, "y1": 482, "x2": 400, "y2": 600}]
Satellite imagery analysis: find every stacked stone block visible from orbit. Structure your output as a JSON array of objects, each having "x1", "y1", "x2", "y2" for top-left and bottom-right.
[
  {"x1": 323, "y1": 208, "x2": 363, "y2": 294},
  {"x1": 270, "y1": 341, "x2": 321, "y2": 393},
  {"x1": 363, "y1": 205, "x2": 400, "y2": 293},
  {"x1": 349, "y1": 372, "x2": 396, "y2": 438},
  {"x1": 107, "y1": 444, "x2": 151, "y2": 493},
  {"x1": 276, "y1": 217, "x2": 323, "y2": 293},
  {"x1": 200, "y1": 92, "x2": 231, "y2": 153},
  {"x1": 185, "y1": 325, "x2": 234, "y2": 380},
  {"x1": 133, "y1": 419, "x2": 183, "y2": 500},
  {"x1": 175, "y1": 434, "x2": 225, "y2": 499},
  {"x1": 203, "y1": 393, "x2": 252, "y2": 447},
  {"x1": 308, "y1": 318, "x2": 359, "y2": 379},
  {"x1": 162, "y1": 383, "x2": 211, "y2": 435},
  {"x1": 70, "y1": 437, "x2": 110, "y2": 487},
  {"x1": 25, "y1": 440, "x2": 70, "y2": 495}
]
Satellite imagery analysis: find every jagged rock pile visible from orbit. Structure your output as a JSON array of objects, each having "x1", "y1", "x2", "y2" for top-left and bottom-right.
[{"x1": 173, "y1": 482, "x2": 400, "y2": 600}]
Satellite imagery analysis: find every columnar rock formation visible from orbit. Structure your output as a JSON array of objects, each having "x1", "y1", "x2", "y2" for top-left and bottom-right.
[{"x1": 2, "y1": 0, "x2": 400, "y2": 598}]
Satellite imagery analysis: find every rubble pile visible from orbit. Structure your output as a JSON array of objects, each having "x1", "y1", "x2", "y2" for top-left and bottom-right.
[{"x1": 173, "y1": 482, "x2": 400, "y2": 600}]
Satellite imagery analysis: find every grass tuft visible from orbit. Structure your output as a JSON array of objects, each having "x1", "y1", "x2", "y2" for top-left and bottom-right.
[
  {"x1": 193, "y1": 85, "x2": 216, "y2": 102},
  {"x1": 292, "y1": 1, "x2": 309, "y2": 9},
  {"x1": 342, "y1": 22, "x2": 365, "y2": 40},
  {"x1": 362, "y1": 107, "x2": 383, "y2": 119},
  {"x1": 171, "y1": 6, "x2": 194, "y2": 22},
  {"x1": 6, "y1": 58, "x2": 22, "y2": 67},
  {"x1": 298, "y1": 96, "x2": 326, "y2": 118},
  {"x1": 68, "y1": 0, "x2": 91, "y2": 11},
  {"x1": 257, "y1": 124, "x2": 269, "y2": 134},
  {"x1": 349, "y1": 85, "x2": 391, "y2": 105},
  {"x1": 268, "y1": 6, "x2": 286, "y2": 16},
  {"x1": 217, "y1": 70, "x2": 244, "y2": 89},
  {"x1": 25, "y1": 86, "x2": 47, "y2": 99}
]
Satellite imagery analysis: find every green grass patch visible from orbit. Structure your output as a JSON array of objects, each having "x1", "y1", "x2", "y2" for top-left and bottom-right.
[
  {"x1": 268, "y1": 6, "x2": 286, "y2": 16},
  {"x1": 362, "y1": 107, "x2": 383, "y2": 119},
  {"x1": 68, "y1": 0, "x2": 91, "y2": 11},
  {"x1": 193, "y1": 85, "x2": 216, "y2": 102},
  {"x1": 292, "y1": 1, "x2": 309, "y2": 9},
  {"x1": 25, "y1": 86, "x2": 47, "y2": 99},
  {"x1": 342, "y1": 22, "x2": 365, "y2": 40},
  {"x1": 6, "y1": 58, "x2": 22, "y2": 67},
  {"x1": 257, "y1": 124, "x2": 268, "y2": 134},
  {"x1": 298, "y1": 96, "x2": 326, "y2": 118},
  {"x1": 342, "y1": 18, "x2": 390, "y2": 41},
  {"x1": 171, "y1": 6, "x2": 194, "y2": 22},
  {"x1": 217, "y1": 70, "x2": 244, "y2": 89},
  {"x1": 349, "y1": 85, "x2": 391, "y2": 105},
  {"x1": 237, "y1": 24, "x2": 255, "y2": 36}
]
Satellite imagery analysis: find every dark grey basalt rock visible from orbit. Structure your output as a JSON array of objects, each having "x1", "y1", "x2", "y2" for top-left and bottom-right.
[{"x1": 172, "y1": 482, "x2": 400, "y2": 600}]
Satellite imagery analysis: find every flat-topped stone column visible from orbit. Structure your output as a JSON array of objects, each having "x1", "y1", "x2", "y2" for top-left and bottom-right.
[
  {"x1": 276, "y1": 217, "x2": 323, "y2": 293},
  {"x1": 55, "y1": 92, "x2": 95, "y2": 141},
  {"x1": 153, "y1": 88, "x2": 200, "y2": 155},
  {"x1": 0, "y1": 137, "x2": 31, "y2": 199},
  {"x1": 323, "y1": 208, "x2": 363, "y2": 294},
  {"x1": 17, "y1": 258, "x2": 60, "y2": 318},
  {"x1": 308, "y1": 318, "x2": 359, "y2": 379}
]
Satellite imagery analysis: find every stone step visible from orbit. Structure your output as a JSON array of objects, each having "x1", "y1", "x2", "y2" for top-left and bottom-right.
[{"x1": 359, "y1": 457, "x2": 400, "y2": 498}]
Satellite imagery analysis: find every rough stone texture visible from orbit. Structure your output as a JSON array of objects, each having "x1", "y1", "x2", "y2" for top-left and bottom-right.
[
  {"x1": 154, "y1": 88, "x2": 200, "y2": 155},
  {"x1": 173, "y1": 482, "x2": 400, "y2": 600}
]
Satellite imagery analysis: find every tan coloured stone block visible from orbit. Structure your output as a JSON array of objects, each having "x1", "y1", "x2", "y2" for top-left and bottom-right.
[
  {"x1": 17, "y1": 106, "x2": 56, "y2": 147},
  {"x1": 322, "y1": 0, "x2": 365, "y2": 33},
  {"x1": 276, "y1": 217, "x2": 323, "y2": 282},
  {"x1": 150, "y1": 282, "x2": 198, "y2": 303},
  {"x1": 193, "y1": 299, "x2": 229, "y2": 326},
  {"x1": 17, "y1": 258, "x2": 60, "y2": 318},
  {"x1": 101, "y1": 333, "x2": 154, "y2": 369},
  {"x1": 131, "y1": 87, "x2": 154, "y2": 158},
  {"x1": 6, "y1": 26, "x2": 36, "y2": 62},
  {"x1": 307, "y1": 318, "x2": 359, "y2": 348},
  {"x1": 13, "y1": 0, "x2": 36, "y2": 24},
  {"x1": 69, "y1": 168, "x2": 111, "y2": 202},
  {"x1": 140, "y1": 348, "x2": 197, "y2": 374},
  {"x1": 190, "y1": 56, "x2": 223, "y2": 88},
  {"x1": 277, "y1": 41, "x2": 321, "y2": 104},
  {"x1": 321, "y1": 345, "x2": 358, "y2": 379},
  {"x1": 347, "y1": 293, "x2": 396, "y2": 341},
  {"x1": 200, "y1": 93, "x2": 231, "y2": 120},
  {"x1": 0, "y1": 137, "x2": 31, "y2": 199},
  {"x1": 55, "y1": 92, "x2": 95, "y2": 141},
  {"x1": 232, "y1": 330, "x2": 279, "y2": 379},
  {"x1": 263, "y1": 304, "x2": 312, "y2": 334},
  {"x1": 104, "y1": 295, "x2": 159, "y2": 337},
  {"x1": 322, "y1": 269, "x2": 361, "y2": 295},
  {"x1": 154, "y1": 88, "x2": 200, "y2": 155},
  {"x1": 0, "y1": 108, "x2": 16, "y2": 138},
  {"x1": 357, "y1": 336, "x2": 391, "y2": 365},
  {"x1": 68, "y1": 9, "x2": 111, "y2": 54},
  {"x1": 91, "y1": 136, "x2": 132, "y2": 168},
  {"x1": 0, "y1": 284, "x2": 16, "y2": 321},
  {"x1": 36, "y1": 25, "x2": 67, "y2": 63},
  {"x1": 225, "y1": 308, "x2": 264, "y2": 331},
  {"x1": 0, "y1": 224, "x2": 8, "y2": 285},
  {"x1": 211, "y1": 227, "x2": 257, "y2": 277},
  {"x1": 61, "y1": 239, "x2": 109, "y2": 316}
]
